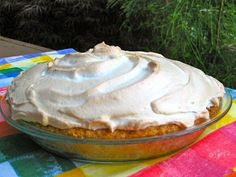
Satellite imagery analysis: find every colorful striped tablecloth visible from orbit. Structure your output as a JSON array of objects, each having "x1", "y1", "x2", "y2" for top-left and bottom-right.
[{"x1": 0, "y1": 51, "x2": 235, "y2": 177}]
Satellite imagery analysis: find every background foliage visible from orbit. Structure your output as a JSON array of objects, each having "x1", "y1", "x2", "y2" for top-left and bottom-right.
[
  {"x1": 0, "y1": 0, "x2": 122, "y2": 50},
  {"x1": 0, "y1": 0, "x2": 236, "y2": 87},
  {"x1": 109, "y1": 0, "x2": 236, "y2": 88}
]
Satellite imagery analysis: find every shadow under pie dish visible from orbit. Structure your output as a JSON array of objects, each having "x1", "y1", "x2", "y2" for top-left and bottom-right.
[{"x1": 1, "y1": 43, "x2": 232, "y2": 162}]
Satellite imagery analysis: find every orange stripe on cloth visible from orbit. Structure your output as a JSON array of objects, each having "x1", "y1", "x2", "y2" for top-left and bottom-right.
[
  {"x1": 226, "y1": 170, "x2": 236, "y2": 177},
  {"x1": 0, "y1": 121, "x2": 19, "y2": 137},
  {"x1": 55, "y1": 167, "x2": 86, "y2": 177}
]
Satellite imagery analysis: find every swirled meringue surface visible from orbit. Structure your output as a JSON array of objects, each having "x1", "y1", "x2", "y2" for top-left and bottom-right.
[{"x1": 8, "y1": 42, "x2": 225, "y2": 131}]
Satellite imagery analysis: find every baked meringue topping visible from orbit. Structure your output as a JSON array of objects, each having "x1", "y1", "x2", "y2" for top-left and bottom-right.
[{"x1": 8, "y1": 42, "x2": 225, "y2": 131}]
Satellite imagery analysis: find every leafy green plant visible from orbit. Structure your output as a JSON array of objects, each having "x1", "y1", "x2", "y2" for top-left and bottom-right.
[
  {"x1": 109, "y1": 0, "x2": 236, "y2": 87},
  {"x1": 0, "y1": 0, "x2": 122, "y2": 51}
]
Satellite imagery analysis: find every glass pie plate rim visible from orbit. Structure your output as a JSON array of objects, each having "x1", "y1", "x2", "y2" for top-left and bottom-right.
[{"x1": 0, "y1": 89, "x2": 232, "y2": 145}]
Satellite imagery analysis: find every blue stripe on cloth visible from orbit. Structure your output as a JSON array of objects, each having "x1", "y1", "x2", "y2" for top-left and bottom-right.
[
  {"x1": 227, "y1": 88, "x2": 236, "y2": 99},
  {"x1": 0, "y1": 56, "x2": 25, "y2": 65},
  {"x1": 0, "y1": 72, "x2": 20, "y2": 79},
  {"x1": 0, "y1": 78, "x2": 13, "y2": 87},
  {"x1": 22, "y1": 53, "x2": 42, "y2": 58},
  {"x1": 53, "y1": 48, "x2": 76, "y2": 54},
  {"x1": 0, "y1": 48, "x2": 77, "y2": 65},
  {"x1": 39, "y1": 49, "x2": 76, "y2": 55},
  {"x1": 0, "y1": 161, "x2": 18, "y2": 177}
]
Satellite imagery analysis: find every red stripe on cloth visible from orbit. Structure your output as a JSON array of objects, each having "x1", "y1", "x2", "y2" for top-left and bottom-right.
[
  {"x1": 130, "y1": 122, "x2": 236, "y2": 177},
  {"x1": 0, "y1": 93, "x2": 19, "y2": 135},
  {"x1": 0, "y1": 98, "x2": 6, "y2": 123},
  {"x1": 0, "y1": 87, "x2": 7, "y2": 91},
  {"x1": 0, "y1": 121, "x2": 19, "y2": 137},
  {"x1": 0, "y1": 87, "x2": 7, "y2": 103},
  {"x1": 0, "y1": 114, "x2": 4, "y2": 122},
  {"x1": 0, "y1": 87, "x2": 7, "y2": 96},
  {"x1": 0, "y1": 93, "x2": 7, "y2": 122}
]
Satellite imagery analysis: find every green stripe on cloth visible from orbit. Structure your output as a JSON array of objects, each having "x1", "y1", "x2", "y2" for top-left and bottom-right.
[
  {"x1": 0, "y1": 68, "x2": 23, "y2": 74},
  {"x1": 0, "y1": 134, "x2": 76, "y2": 177}
]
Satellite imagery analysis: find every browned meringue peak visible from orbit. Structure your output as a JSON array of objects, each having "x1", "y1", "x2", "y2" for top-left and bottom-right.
[
  {"x1": 91, "y1": 41, "x2": 122, "y2": 57},
  {"x1": 8, "y1": 42, "x2": 225, "y2": 131}
]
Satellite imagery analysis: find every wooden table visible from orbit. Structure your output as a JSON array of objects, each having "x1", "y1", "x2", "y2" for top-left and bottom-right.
[{"x1": 0, "y1": 36, "x2": 51, "y2": 57}]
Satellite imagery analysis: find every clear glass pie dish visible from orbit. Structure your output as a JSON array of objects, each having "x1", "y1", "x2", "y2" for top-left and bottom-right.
[{"x1": 0, "y1": 89, "x2": 232, "y2": 163}]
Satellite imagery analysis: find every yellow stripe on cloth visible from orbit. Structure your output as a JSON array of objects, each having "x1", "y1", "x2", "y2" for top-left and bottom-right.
[
  {"x1": 31, "y1": 55, "x2": 53, "y2": 63},
  {"x1": 203, "y1": 100, "x2": 236, "y2": 136},
  {"x1": 0, "y1": 63, "x2": 12, "y2": 70},
  {"x1": 0, "y1": 55, "x2": 53, "y2": 70},
  {"x1": 81, "y1": 163, "x2": 148, "y2": 177},
  {"x1": 57, "y1": 99, "x2": 236, "y2": 177},
  {"x1": 55, "y1": 163, "x2": 148, "y2": 177}
]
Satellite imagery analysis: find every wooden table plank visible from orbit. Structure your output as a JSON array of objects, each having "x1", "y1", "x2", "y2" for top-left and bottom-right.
[{"x1": 0, "y1": 36, "x2": 51, "y2": 57}]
